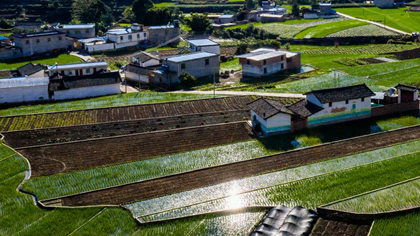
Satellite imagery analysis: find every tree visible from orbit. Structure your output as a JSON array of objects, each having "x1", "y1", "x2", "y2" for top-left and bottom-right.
[
  {"x1": 245, "y1": 0, "x2": 255, "y2": 11},
  {"x1": 185, "y1": 14, "x2": 212, "y2": 32},
  {"x1": 179, "y1": 73, "x2": 197, "y2": 86},
  {"x1": 132, "y1": 0, "x2": 154, "y2": 24},
  {"x1": 72, "y1": 0, "x2": 114, "y2": 28},
  {"x1": 122, "y1": 7, "x2": 135, "y2": 23},
  {"x1": 291, "y1": 3, "x2": 300, "y2": 17},
  {"x1": 144, "y1": 7, "x2": 172, "y2": 26},
  {"x1": 236, "y1": 41, "x2": 248, "y2": 55}
]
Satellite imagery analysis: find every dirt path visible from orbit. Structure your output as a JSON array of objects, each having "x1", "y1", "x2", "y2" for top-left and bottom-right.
[{"x1": 169, "y1": 90, "x2": 305, "y2": 98}]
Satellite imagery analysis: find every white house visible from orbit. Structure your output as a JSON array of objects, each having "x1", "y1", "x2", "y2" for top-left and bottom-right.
[
  {"x1": 237, "y1": 49, "x2": 287, "y2": 77},
  {"x1": 187, "y1": 39, "x2": 220, "y2": 54},
  {"x1": 248, "y1": 84, "x2": 376, "y2": 136},
  {"x1": 131, "y1": 51, "x2": 160, "y2": 67},
  {"x1": 49, "y1": 71, "x2": 121, "y2": 100},
  {"x1": 0, "y1": 77, "x2": 50, "y2": 104},
  {"x1": 105, "y1": 23, "x2": 147, "y2": 49},
  {"x1": 47, "y1": 62, "x2": 108, "y2": 77},
  {"x1": 125, "y1": 64, "x2": 156, "y2": 83},
  {"x1": 54, "y1": 24, "x2": 96, "y2": 39},
  {"x1": 218, "y1": 15, "x2": 235, "y2": 24},
  {"x1": 10, "y1": 62, "x2": 46, "y2": 78}
]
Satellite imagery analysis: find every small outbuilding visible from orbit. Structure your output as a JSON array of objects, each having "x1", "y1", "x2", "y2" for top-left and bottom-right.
[
  {"x1": 10, "y1": 62, "x2": 46, "y2": 78},
  {"x1": 187, "y1": 39, "x2": 220, "y2": 54},
  {"x1": 0, "y1": 77, "x2": 50, "y2": 104},
  {"x1": 218, "y1": 15, "x2": 235, "y2": 24},
  {"x1": 395, "y1": 84, "x2": 418, "y2": 103}
]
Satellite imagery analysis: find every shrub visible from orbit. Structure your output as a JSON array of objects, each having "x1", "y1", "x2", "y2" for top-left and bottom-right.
[{"x1": 180, "y1": 72, "x2": 197, "y2": 86}]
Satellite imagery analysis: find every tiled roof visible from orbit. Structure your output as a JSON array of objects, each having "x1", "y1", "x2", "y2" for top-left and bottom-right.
[
  {"x1": 50, "y1": 71, "x2": 121, "y2": 91},
  {"x1": 16, "y1": 62, "x2": 46, "y2": 76},
  {"x1": 248, "y1": 97, "x2": 295, "y2": 119},
  {"x1": 125, "y1": 64, "x2": 157, "y2": 75},
  {"x1": 305, "y1": 84, "x2": 375, "y2": 104},
  {"x1": 395, "y1": 83, "x2": 418, "y2": 92},
  {"x1": 287, "y1": 100, "x2": 323, "y2": 118},
  {"x1": 132, "y1": 51, "x2": 160, "y2": 63}
]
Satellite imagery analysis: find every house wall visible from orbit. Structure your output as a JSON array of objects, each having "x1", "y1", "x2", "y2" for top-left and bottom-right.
[
  {"x1": 139, "y1": 59, "x2": 160, "y2": 67},
  {"x1": 306, "y1": 93, "x2": 322, "y2": 107},
  {"x1": 308, "y1": 97, "x2": 372, "y2": 127},
  {"x1": 219, "y1": 17, "x2": 234, "y2": 24},
  {"x1": 0, "y1": 85, "x2": 49, "y2": 104},
  {"x1": 49, "y1": 65, "x2": 108, "y2": 77},
  {"x1": 166, "y1": 55, "x2": 220, "y2": 81},
  {"x1": 54, "y1": 84, "x2": 120, "y2": 100},
  {"x1": 59, "y1": 27, "x2": 95, "y2": 39},
  {"x1": 398, "y1": 90, "x2": 418, "y2": 103},
  {"x1": 85, "y1": 43, "x2": 115, "y2": 52},
  {"x1": 371, "y1": 100, "x2": 419, "y2": 117},
  {"x1": 190, "y1": 45, "x2": 220, "y2": 54},
  {"x1": 286, "y1": 54, "x2": 301, "y2": 70},
  {"x1": 148, "y1": 27, "x2": 180, "y2": 45},
  {"x1": 14, "y1": 34, "x2": 73, "y2": 57},
  {"x1": 125, "y1": 71, "x2": 149, "y2": 83},
  {"x1": 28, "y1": 70, "x2": 45, "y2": 78},
  {"x1": 0, "y1": 48, "x2": 22, "y2": 61},
  {"x1": 261, "y1": 16, "x2": 285, "y2": 23},
  {"x1": 242, "y1": 61, "x2": 285, "y2": 77},
  {"x1": 107, "y1": 31, "x2": 147, "y2": 44},
  {"x1": 251, "y1": 110, "x2": 291, "y2": 136}
]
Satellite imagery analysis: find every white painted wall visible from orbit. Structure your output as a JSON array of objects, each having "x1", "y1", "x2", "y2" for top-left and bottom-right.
[
  {"x1": 0, "y1": 85, "x2": 49, "y2": 103},
  {"x1": 242, "y1": 61, "x2": 285, "y2": 77},
  {"x1": 251, "y1": 110, "x2": 268, "y2": 128},
  {"x1": 49, "y1": 65, "x2": 108, "y2": 77},
  {"x1": 311, "y1": 97, "x2": 371, "y2": 117},
  {"x1": 266, "y1": 112, "x2": 291, "y2": 128},
  {"x1": 191, "y1": 45, "x2": 220, "y2": 54},
  {"x1": 85, "y1": 43, "x2": 115, "y2": 52},
  {"x1": 27, "y1": 70, "x2": 45, "y2": 78},
  {"x1": 125, "y1": 71, "x2": 149, "y2": 83},
  {"x1": 53, "y1": 84, "x2": 120, "y2": 100},
  {"x1": 107, "y1": 32, "x2": 148, "y2": 44}
]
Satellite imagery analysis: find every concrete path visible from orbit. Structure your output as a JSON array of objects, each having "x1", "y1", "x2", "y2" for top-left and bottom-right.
[
  {"x1": 70, "y1": 51, "x2": 96, "y2": 62},
  {"x1": 337, "y1": 12, "x2": 410, "y2": 35},
  {"x1": 169, "y1": 90, "x2": 305, "y2": 98}
]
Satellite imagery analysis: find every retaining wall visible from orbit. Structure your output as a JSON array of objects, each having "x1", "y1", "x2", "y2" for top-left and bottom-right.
[{"x1": 371, "y1": 101, "x2": 419, "y2": 117}]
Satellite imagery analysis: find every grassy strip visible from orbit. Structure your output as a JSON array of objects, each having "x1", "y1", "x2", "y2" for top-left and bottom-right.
[
  {"x1": 294, "y1": 20, "x2": 367, "y2": 38},
  {"x1": 0, "y1": 92, "x2": 213, "y2": 117},
  {"x1": 219, "y1": 58, "x2": 241, "y2": 72},
  {"x1": 301, "y1": 44, "x2": 420, "y2": 54},
  {"x1": 23, "y1": 141, "x2": 266, "y2": 200},
  {"x1": 0, "y1": 54, "x2": 82, "y2": 70},
  {"x1": 370, "y1": 211, "x2": 420, "y2": 236}
]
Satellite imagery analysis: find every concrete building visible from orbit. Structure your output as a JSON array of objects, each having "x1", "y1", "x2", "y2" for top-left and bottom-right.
[
  {"x1": 217, "y1": 15, "x2": 235, "y2": 24},
  {"x1": 10, "y1": 62, "x2": 46, "y2": 78},
  {"x1": 304, "y1": 2, "x2": 338, "y2": 19},
  {"x1": 105, "y1": 23, "x2": 148, "y2": 48},
  {"x1": 131, "y1": 51, "x2": 160, "y2": 67},
  {"x1": 47, "y1": 62, "x2": 108, "y2": 77},
  {"x1": 148, "y1": 24, "x2": 180, "y2": 46},
  {"x1": 248, "y1": 84, "x2": 376, "y2": 136},
  {"x1": 49, "y1": 71, "x2": 121, "y2": 100},
  {"x1": 12, "y1": 30, "x2": 74, "y2": 57},
  {"x1": 374, "y1": 0, "x2": 395, "y2": 7},
  {"x1": 260, "y1": 14, "x2": 285, "y2": 23},
  {"x1": 187, "y1": 39, "x2": 220, "y2": 54},
  {"x1": 153, "y1": 52, "x2": 219, "y2": 86},
  {"x1": 237, "y1": 49, "x2": 287, "y2": 77},
  {"x1": 54, "y1": 24, "x2": 96, "y2": 39},
  {"x1": 0, "y1": 77, "x2": 50, "y2": 104},
  {"x1": 125, "y1": 64, "x2": 156, "y2": 83}
]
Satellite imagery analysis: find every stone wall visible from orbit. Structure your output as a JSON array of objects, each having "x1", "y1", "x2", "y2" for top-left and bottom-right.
[{"x1": 148, "y1": 27, "x2": 180, "y2": 45}]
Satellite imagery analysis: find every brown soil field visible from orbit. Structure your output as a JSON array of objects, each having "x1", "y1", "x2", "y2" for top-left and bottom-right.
[
  {"x1": 17, "y1": 122, "x2": 252, "y2": 177},
  {"x1": 52, "y1": 124, "x2": 420, "y2": 206},
  {"x1": 311, "y1": 218, "x2": 371, "y2": 236},
  {"x1": 3, "y1": 110, "x2": 249, "y2": 148}
]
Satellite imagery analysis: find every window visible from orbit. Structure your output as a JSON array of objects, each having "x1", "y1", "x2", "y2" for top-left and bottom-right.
[
  {"x1": 247, "y1": 60, "x2": 250, "y2": 65},
  {"x1": 26, "y1": 40, "x2": 29, "y2": 44},
  {"x1": 120, "y1": 36, "x2": 124, "y2": 41},
  {"x1": 329, "y1": 102, "x2": 332, "y2": 107},
  {"x1": 128, "y1": 35, "x2": 132, "y2": 40},
  {"x1": 137, "y1": 34, "x2": 140, "y2": 39},
  {"x1": 281, "y1": 56, "x2": 284, "y2": 60},
  {"x1": 263, "y1": 60, "x2": 266, "y2": 65},
  {"x1": 264, "y1": 68, "x2": 267, "y2": 74},
  {"x1": 68, "y1": 70, "x2": 72, "y2": 75},
  {"x1": 86, "y1": 29, "x2": 89, "y2": 33},
  {"x1": 47, "y1": 38, "x2": 51, "y2": 42},
  {"x1": 144, "y1": 33, "x2": 147, "y2": 37},
  {"x1": 75, "y1": 30, "x2": 81, "y2": 34},
  {"x1": 345, "y1": 100, "x2": 349, "y2": 104},
  {"x1": 205, "y1": 59, "x2": 209, "y2": 65},
  {"x1": 181, "y1": 63, "x2": 186, "y2": 69},
  {"x1": 86, "y1": 68, "x2": 91, "y2": 73},
  {"x1": 281, "y1": 63, "x2": 284, "y2": 69},
  {"x1": 58, "y1": 37, "x2": 62, "y2": 40},
  {"x1": 361, "y1": 97, "x2": 365, "y2": 102},
  {"x1": 36, "y1": 39, "x2": 40, "y2": 43}
]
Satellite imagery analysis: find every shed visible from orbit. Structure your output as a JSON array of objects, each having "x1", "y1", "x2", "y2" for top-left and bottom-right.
[
  {"x1": 187, "y1": 39, "x2": 220, "y2": 54},
  {"x1": 218, "y1": 14, "x2": 235, "y2": 24},
  {"x1": 260, "y1": 14, "x2": 285, "y2": 23},
  {"x1": 395, "y1": 84, "x2": 419, "y2": 103},
  {"x1": 0, "y1": 77, "x2": 50, "y2": 104}
]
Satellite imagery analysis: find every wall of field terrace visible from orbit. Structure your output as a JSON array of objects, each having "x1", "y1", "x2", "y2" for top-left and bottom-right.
[
  {"x1": 0, "y1": 96, "x2": 256, "y2": 132},
  {"x1": 50, "y1": 124, "x2": 420, "y2": 206},
  {"x1": 16, "y1": 122, "x2": 253, "y2": 177},
  {"x1": 3, "y1": 110, "x2": 250, "y2": 148}
]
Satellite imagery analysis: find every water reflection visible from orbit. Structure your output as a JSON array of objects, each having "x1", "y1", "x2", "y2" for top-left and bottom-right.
[{"x1": 226, "y1": 183, "x2": 244, "y2": 210}]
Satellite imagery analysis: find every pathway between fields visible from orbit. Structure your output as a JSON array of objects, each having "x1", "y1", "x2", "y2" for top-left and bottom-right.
[
  {"x1": 70, "y1": 51, "x2": 95, "y2": 62},
  {"x1": 337, "y1": 12, "x2": 410, "y2": 35},
  {"x1": 169, "y1": 90, "x2": 305, "y2": 98}
]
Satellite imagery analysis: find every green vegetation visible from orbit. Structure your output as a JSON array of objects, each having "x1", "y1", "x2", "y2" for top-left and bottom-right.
[
  {"x1": 220, "y1": 58, "x2": 241, "y2": 72},
  {"x1": 370, "y1": 211, "x2": 420, "y2": 236},
  {"x1": 301, "y1": 44, "x2": 420, "y2": 55},
  {"x1": 0, "y1": 54, "x2": 82, "y2": 70},
  {"x1": 0, "y1": 92, "x2": 214, "y2": 117},
  {"x1": 295, "y1": 20, "x2": 367, "y2": 38},
  {"x1": 338, "y1": 7, "x2": 420, "y2": 33},
  {"x1": 327, "y1": 24, "x2": 398, "y2": 37},
  {"x1": 154, "y1": 2, "x2": 175, "y2": 7},
  {"x1": 326, "y1": 177, "x2": 420, "y2": 213}
]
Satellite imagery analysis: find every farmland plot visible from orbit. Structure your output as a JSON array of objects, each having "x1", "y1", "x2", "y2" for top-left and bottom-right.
[
  {"x1": 301, "y1": 44, "x2": 420, "y2": 54},
  {"x1": 295, "y1": 20, "x2": 367, "y2": 39},
  {"x1": 370, "y1": 211, "x2": 420, "y2": 236},
  {"x1": 327, "y1": 24, "x2": 399, "y2": 37}
]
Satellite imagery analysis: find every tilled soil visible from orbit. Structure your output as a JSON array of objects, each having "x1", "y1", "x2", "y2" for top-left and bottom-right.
[{"x1": 311, "y1": 218, "x2": 371, "y2": 236}]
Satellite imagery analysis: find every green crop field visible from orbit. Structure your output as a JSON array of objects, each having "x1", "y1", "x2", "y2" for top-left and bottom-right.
[
  {"x1": 338, "y1": 7, "x2": 420, "y2": 33},
  {"x1": 0, "y1": 54, "x2": 82, "y2": 70},
  {"x1": 327, "y1": 24, "x2": 399, "y2": 37},
  {"x1": 0, "y1": 92, "x2": 214, "y2": 117},
  {"x1": 370, "y1": 211, "x2": 420, "y2": 236},
  {"x1": 295, "y1": 20, "x2": 367, "y2": 38},
  {"x1": 220, "y1": 58, "x2": 241, "y2": 72}
]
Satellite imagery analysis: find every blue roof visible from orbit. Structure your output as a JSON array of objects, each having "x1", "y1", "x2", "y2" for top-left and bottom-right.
[
  {"x1": 0, "y1": 36, "x2": 8, "y2": 40},
  {"x1": 167, "y1": 52, "x2": 217, "y2": 63},
  {"x1": 188, "y1": 39, "x2": 219, "y2": 46},
  {"x1": 219, "y1": 14, "x2": 234, "y2": 19}
]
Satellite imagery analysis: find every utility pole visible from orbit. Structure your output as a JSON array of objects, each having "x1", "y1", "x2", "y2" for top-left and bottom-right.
[{"x1": 213, "y1": 69, "x2": 216, "y2": 99}]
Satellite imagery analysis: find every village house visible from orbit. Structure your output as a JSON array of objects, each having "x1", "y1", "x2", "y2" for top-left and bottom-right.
[
  {"x1": 0, "y1": 77, "x2": 50, "y2": 104},
  {"x1": 77, "y1": 37, "x2": 108, "y2": 52},
  {"x1": 131, "y1": 51, "x2": 160, "y2": 67},
  {"x1": 217, "y1": 15, "x2": 235, "y2": 24},
  {"x1": 237, "y1": 48, "x2": 301, "y2": 77},
  {"x1": 105, "y1": 23, "x2": 148, "y2": 48},
  {"x1": 395, "y1": 84, "x2": 418, "y2": 103},
  {"x1": 124, "y1": 51, "x2": 161, "y2": 83},
  {"x1": 47, "y1": 62, "x2": 108, "y2": 77},
  {"x1": 374, "y1": 0, "x2": 395, "y2": 7},
  {"x1": 12, "y1": 30, "x2": 74, "y2": 57},
  {"x1": 187, "y1": 39, "x2": 220, "y2": 54},
  {"x1": 147, "y1": 22, "x2": 181, "y2": 46},
  {"x1": 248, "y1": 84, "x2": 376, "y2": 136},
  {"x1": 53, "y1": 24, "x2": 96, "y2": 39},
  {"x1": 9, "y1": 62, "x2": 46, "y2": 78},
  {"x1": 49, "y1": 71, "x2": 121, "y2": 100},
  {"x1": 304, "y1": 2, "x2": 338, "y2": 19},
  {"x1": 259, "y1": 14, "x2": 285, "y2": 23},
  {"x1": 152, "y1": 52, "x2": 219, "y2": 86}
]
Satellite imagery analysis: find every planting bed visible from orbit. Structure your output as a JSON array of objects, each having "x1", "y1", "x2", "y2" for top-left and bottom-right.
[
  {"x1": 49, "y1": 124, "x2": 420, "y2": 207},
  {"x1": 310, "y1": 218, "x2": 371, "y2": 236},
  {"x1": 3, "y1": 110, "x2": 249, "y2": 148},
  {"x1": 0, "y1": 96, "x2": 256, "y2": 132},
  {"x1": 17, "y1": 122, "x2": 252, "y2": 177}
]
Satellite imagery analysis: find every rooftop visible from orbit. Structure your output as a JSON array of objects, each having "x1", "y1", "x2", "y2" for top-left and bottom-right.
[
  {"x1": 55, "y1": 24, "x2": 95, "y2": 29},
  {"x1": 188, "y1": 39, "x2": 219, "y2": 47},
  {"x1": 49, "y1": 71, "x2": 121, "y2": 91},
  {"x1": 305, "y1": 84, "x2": 375, "y2": 104},
  {"x1": 167, "y1": 52, "x2": 217, "y2": 63},
  {"x1": 126, "y1": 64, "x2": 158, "y2": 75},
  {"x1": 287, "y1": 100, "x2": 324, "y2": 118},
  {"x1": 149, "y1": 25, "x2": 175, "y2": 29},
  {"x1": 248, "y1": 98, "x2": 295, "y2": 119},
  {"x1": 12, "y1": 30, "x2": 65, "y2": 38},
  {"x1": 395, "y1": 83, "x2": 418, "y2": 92},
  {"x1": 48, "y1": 62, "x2": 108, "y2": 70},
  {"x1": 0, "y1": 77, "x2": 49, "y2": 88},
  {"x1": 237, "y1": 51, "x2": 286, "y2": 61},
  {"x1": 16, "y1": 62, "x2": 46, "y2": 76},
  {"x1": 219, "y1": 14, "x2": 234, "y2": 19},
  {"x1": 132, "y1": 51, "x2": 160, "y2": 62}
]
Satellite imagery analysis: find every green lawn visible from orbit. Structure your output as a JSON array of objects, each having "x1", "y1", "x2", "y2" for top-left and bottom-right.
[
  {"x1": 294, "y1": 20, "x2": 368, "y2": 38},
  {"x1": 154, "y1": 2, "x2": 176, "y2": 7},
  {"x1": 0, "y1": 54, "x2": 82, "y2": 70},
  {"x1": 338, "y1": 7, "x2": 420, "y2": 33}
]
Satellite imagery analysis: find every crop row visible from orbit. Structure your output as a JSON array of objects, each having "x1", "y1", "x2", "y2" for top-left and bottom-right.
[
  {"x1": 3, "y1": 110, "x2": 249, "y2": 148},
  {"x1": 311, "y1": 218, "x2": 371, "y2": 236},
  {"x1": 50, "y1": 124, "x2": 420, "y2": 207},
  {"x1": 370, "y1": 211, "x2": 420, "y2": 236},
  {"x1": 301, "y1": 44, "x2": 420, "y2": 55},
  {"x1": 0, "y1": 96, "x2": 256, "y2": 132},
  {"x1": 327, "y1": 24, "x2": 398, "y2": 38},
  {"x1": 18, "y1": 122, "x2": 252, "y2": 177}
]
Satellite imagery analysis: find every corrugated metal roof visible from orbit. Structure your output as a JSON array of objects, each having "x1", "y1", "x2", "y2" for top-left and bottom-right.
[
  {"x1": 243, "y1": 51, "x2": 286, "y2": 61},
  {"x1": 219, "y1": 14, "x2": 234, "y2": 19},
  {"x1": 167, "y1": 52, "x2": 216, "y2": 63},
  {"x1": 78, "y1": 37, "x2": 107, "y2": 44},
  {"x1": 0, "y1": 77, "x2": 49, "y2": 88},
  {"x1": 48, "y1": 62, "x2": 108, "y2": 70},
  {"x1": 56, "y1": 24, "x2": 95, "y2": 29},
  {"x1": 188, "y1": 39, "x2": 219, "y2": 46}
]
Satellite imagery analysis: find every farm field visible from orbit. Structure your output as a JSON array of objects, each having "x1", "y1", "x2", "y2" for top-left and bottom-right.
[
  {"x1": 370, "y1": 211, "x2": 420, "y2": 236},
  {"x1": 338, "y1": 7, "x2": 420, "y2": 33},
  {"x1": 327, "y1": 24, "x2": 399, "y2": 37},
  {"x1": 294, "y1": 19, "x2": 368, "y2": 38},
  {"x1": 0, "y1": 54, "x2": 82, "y2": 70}
]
